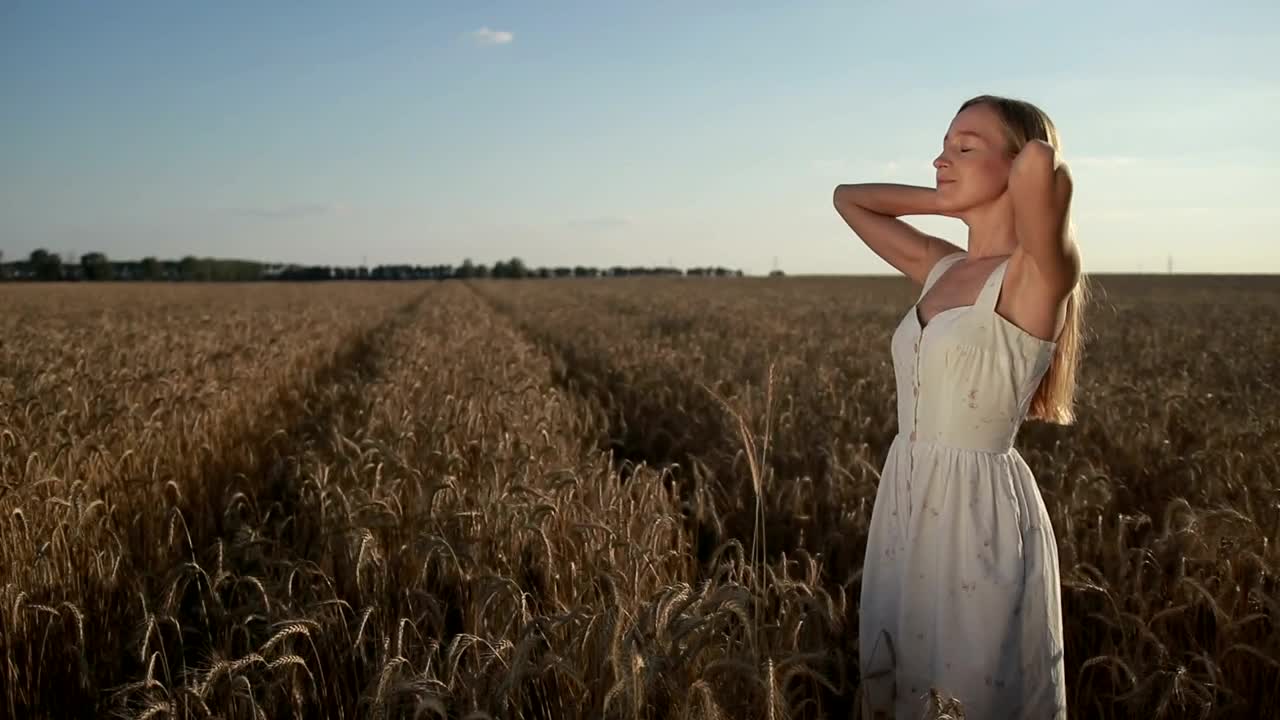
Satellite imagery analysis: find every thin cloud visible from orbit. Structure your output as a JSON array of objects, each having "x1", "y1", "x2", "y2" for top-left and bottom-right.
[
  {"x1": 1073, "y1": 155, "x2": 1140, "y2": 167},
  {"x1": 566, "y1": 215, "x2": 632, "y2": 229},
  {"x1": 465, "y1": 26, "x2": 514, "y2": 46},
  {"x1": 1080, "y1": 206, "x2": 1278, "y2": 221},
  {"x1": 813, "y1": 157, "x2": 914, "y2": 180},
  {"x1": 224, "y1": 202, "x2": 344, "y2": 220},
  {"x1": 812, "y1": 158, "x2": 853, "y2": 173}
]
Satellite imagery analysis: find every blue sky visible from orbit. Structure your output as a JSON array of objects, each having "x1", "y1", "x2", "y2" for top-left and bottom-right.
[{"x1": 2, "y1": 1, "x2": 1277, "y2": 274}]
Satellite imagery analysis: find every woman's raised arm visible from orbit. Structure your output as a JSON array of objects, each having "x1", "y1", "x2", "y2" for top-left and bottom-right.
[{"x1": 833, "y1": 182, "x2": 963, "y2": 285}]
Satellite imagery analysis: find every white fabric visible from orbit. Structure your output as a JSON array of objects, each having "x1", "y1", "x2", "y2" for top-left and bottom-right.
[{"x1": 859, "y1": 252, "x2": 1068, "y2": 719}]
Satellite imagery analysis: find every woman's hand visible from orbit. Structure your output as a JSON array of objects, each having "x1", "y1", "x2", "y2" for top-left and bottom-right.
[
  {"x1": 1010, "y1": 140, "x2": 1063, "y2": 184},
  {"x1": 1008, "y1": 140, "x2": 1079, "y2": 294}
]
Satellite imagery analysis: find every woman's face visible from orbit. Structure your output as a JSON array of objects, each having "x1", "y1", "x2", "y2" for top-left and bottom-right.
[{"x1": 934, "y1": 103, "x2": 1015, "y2": 215}]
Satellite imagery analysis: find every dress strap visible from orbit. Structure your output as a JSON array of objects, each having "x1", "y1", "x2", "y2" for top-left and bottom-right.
[
  {"x1": 920, "y1": 251, "x2": 966, "y2": 299},
  {"x1": 975, "y1": 256, "x2": 1013, "y2": 311}
]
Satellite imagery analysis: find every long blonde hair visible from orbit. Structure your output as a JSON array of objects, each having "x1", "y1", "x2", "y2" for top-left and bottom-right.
[{"x1": 959, "y1": 94, "x2": 1088, "y2": 425}]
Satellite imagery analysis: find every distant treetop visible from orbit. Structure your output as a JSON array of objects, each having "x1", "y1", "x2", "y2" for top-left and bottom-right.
[{"x1": 0, "y1": 251, "x2": 746, "y2": 282}]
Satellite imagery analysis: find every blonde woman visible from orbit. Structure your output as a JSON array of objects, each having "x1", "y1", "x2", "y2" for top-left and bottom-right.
[{"x1": 833, "y1": 94, "x2": 1085, "y2": 718}]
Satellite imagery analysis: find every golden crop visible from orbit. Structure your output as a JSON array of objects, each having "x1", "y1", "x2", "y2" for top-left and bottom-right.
[{"x1": 1, "y1": 275, "x2": 1276, "y2": 719}]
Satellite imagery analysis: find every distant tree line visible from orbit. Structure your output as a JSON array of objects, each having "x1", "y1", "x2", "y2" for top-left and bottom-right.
[{"x1": 0, "y1": 249, "x2": 744, "y2": 282}]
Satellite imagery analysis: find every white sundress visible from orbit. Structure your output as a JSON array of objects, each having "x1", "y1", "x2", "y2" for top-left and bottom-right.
[{"x1": 859, "y1": 252, "x2": 1068, "y2": 719}]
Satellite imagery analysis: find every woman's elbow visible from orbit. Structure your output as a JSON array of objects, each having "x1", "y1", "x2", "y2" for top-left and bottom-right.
[{"x1": 833, "y1": 184, "x2": 859, "y2": 208}]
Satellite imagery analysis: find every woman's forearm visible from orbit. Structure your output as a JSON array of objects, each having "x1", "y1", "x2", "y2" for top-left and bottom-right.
[
  {"x1": 832, "y1": 181, "x2": 960, "y2": 282},
  {"x1": 832, "y1": 183, "x2": 944, "y2": 218}
]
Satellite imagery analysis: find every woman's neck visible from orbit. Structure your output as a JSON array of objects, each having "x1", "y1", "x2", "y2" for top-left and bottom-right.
[{"x1": 962, "y1": 194, "x2": 1019, "y2": 259}]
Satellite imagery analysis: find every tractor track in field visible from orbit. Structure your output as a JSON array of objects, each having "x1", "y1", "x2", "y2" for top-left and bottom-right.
[{"x1": 56, "y1": 288, "x2": 434, "y2": 717}]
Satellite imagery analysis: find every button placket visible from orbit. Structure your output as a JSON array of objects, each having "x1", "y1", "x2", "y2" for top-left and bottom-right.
[{"x1": 910, "y1": 336, "x2": 921, "y2": 445}]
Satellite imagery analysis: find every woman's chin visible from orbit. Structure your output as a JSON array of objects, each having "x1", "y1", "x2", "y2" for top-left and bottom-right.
[{"x1": 937, "y1": 197, "x2": 966, "y2": 216}]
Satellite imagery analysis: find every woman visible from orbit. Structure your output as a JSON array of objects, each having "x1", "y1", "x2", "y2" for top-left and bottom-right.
[{"x1": 832, "y1": 94, "x2": 1086, "y2": 718}]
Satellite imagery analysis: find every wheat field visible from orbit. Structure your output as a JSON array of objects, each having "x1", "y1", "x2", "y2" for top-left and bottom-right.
[{"x1": 1, "y1": 275, "x2": 1277, "y2": 719}]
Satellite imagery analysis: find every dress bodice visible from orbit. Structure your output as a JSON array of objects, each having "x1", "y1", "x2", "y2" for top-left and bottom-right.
[{"x1": 890, "y1": 252, "x2": 1057, "y2": 453}]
